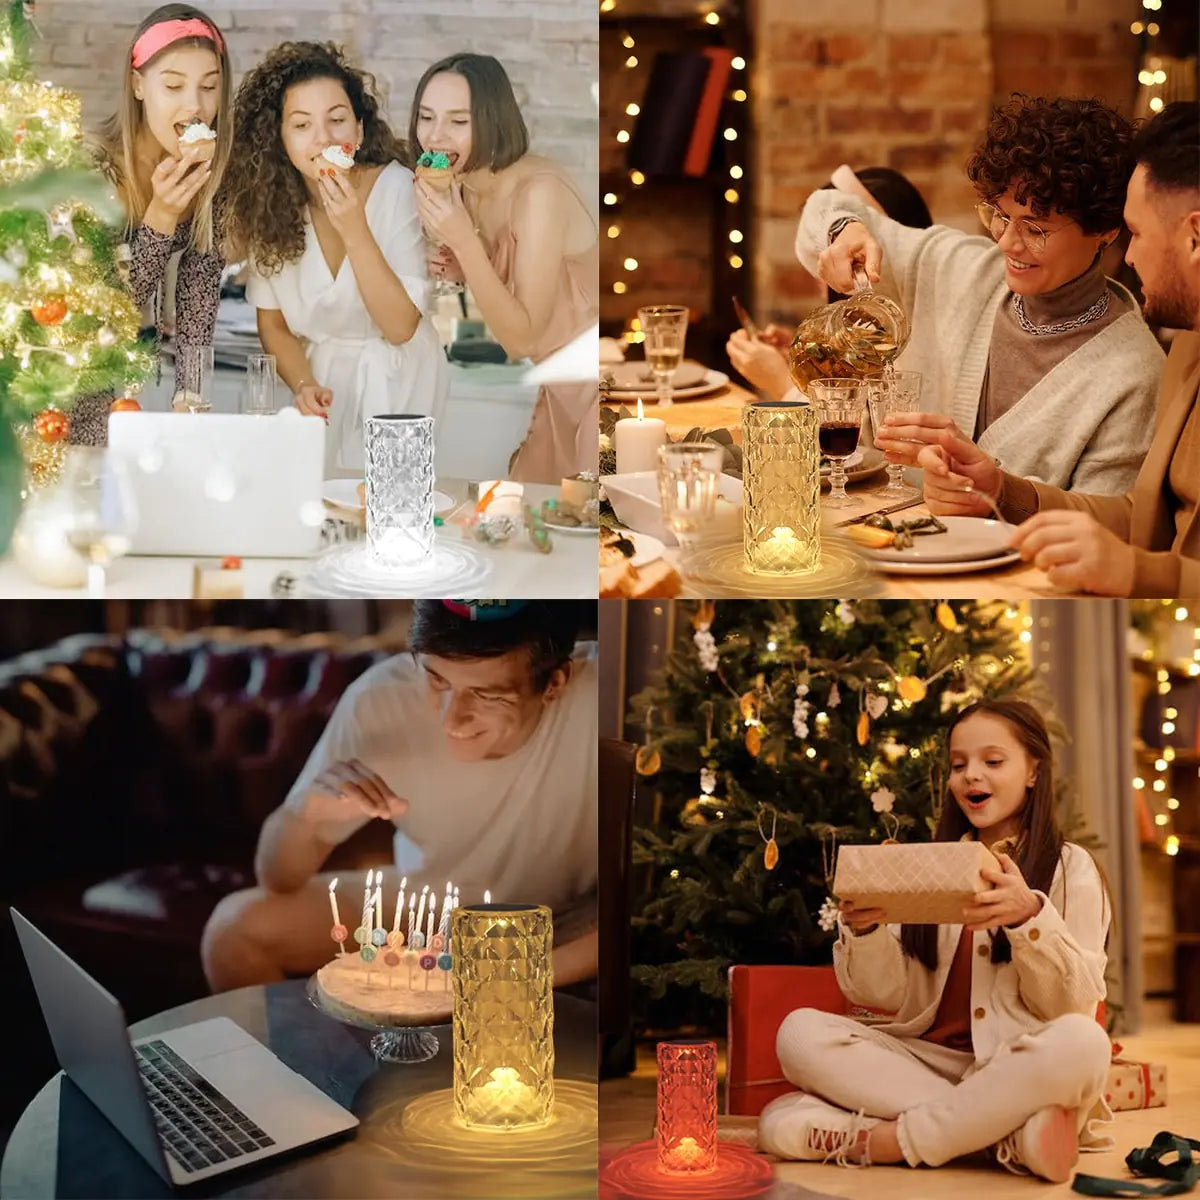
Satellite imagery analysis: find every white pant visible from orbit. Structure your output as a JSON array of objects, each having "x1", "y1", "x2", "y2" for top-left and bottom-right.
[{"x1": 771, "y1": 1008, "x2": 1110, "y2": 1167}]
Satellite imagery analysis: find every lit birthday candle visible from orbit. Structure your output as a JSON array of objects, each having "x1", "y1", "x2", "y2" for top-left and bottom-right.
[
  {"x1": 415, "y1": 886, "x2": 429, "y2": 938},
  {"x1": 328, "y1": 878, "x2": 347, "y2": 956},
  {"x1": 407, "y1": 892, "x2": 416, "y2": 941},
  {"x1": 374, "y1": 885, "x2": 383, "y2": 934},
  {"x1": 426, "y1": 892, "x2": 436, "y2": 947},
  {"x1": 392, "y1": 876, "x2": 407, "y2": 935},
  {"x1": 484, "y1": 889, "x2": 491, "y2": 904}
]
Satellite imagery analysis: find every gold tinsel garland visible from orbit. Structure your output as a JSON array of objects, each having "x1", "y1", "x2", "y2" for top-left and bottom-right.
[{"x1": 14, "y1": 419, "x2": 65, "y2": 489}]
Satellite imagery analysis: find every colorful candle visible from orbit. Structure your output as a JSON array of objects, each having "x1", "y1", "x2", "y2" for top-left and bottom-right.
[
  {"x1": 328, "y1": 877, "x2": 341, "y2": 928},
  {"x1": 393, "y1": 876, "x2": 407, "y2": 934},
  {"x1": 426, "y1": 893, "x2": 436, "y2": 947},
  {"x1": 407, "y1": 893, "x2": 416, "y2": 940},
  {"x1": 416, "y1": 885, "x2": 429, "y2": 941}
]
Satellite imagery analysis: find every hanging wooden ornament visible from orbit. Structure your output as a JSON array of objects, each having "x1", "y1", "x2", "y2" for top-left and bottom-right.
[
  {"x1": 636, "y1": 705, "x2": 661, "y2": 775},
  {"x1": 745, "y1": 725, "x2": 762, "y2": 756},
  {"x1": 936, "y1": 602, "x2": 957, "y2": 632},
  {"x1": 738, "y1": 691, "x2": 758, "y2": 723},
  {"x1": 758, "y1": 807, "x2": 779, "y2": 870},
  {"x1": 897, "y1": 675, "x2": 927, "y2": 702},
  {"x1": 856, "y1": 710, "x2": 870, "y2": 746},
  {"x1": 692, "y1": 600, "x2": 716, "y2": 630}
]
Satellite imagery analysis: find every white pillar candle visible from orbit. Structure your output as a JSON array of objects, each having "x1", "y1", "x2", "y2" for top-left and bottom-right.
[
  {"x1": 374, "y1": 886, "x2": 383, "y2": 933},
  {"x1": 328, "y1": 878, "x2": 340, "y2": 928},
  {"x1": 614, "y1": 398, "x2": 668, "y2": 475},
  {"x1": 426, "y1": 893, "x2": 436, "y2": 946}
]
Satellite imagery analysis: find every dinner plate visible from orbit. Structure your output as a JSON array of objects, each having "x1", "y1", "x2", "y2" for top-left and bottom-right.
[
  {"x1": 543, "y1": 518, "x2": 599, "y2": 536},
  {"x1": 604, "y1": 360, "x2": 709, "y2": 390},
  {"x1": 867, "y1": 517, "x2": 1017, "y2": 564},
  {"x1": 602, "y1": 368, "x2": 730, "y2": 402},
  {"x1": 322, "y1": 479, "x2": 455, "y2": 515},
  {"x1": 600, "y1": 528, "x2": 665, "y2": 569},
  {"x1": 868, "y1": 548, "x2": 1024, "y2": 575}
]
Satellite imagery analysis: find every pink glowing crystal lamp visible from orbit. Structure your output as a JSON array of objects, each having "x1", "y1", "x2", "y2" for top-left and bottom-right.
[{"x1": 656, "y1": 1040, "x2": 718, "y2": 1175}]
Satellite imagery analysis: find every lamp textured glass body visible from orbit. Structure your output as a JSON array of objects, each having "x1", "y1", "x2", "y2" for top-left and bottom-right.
[
  {"x1": 451, "y1": 904, "x2": 554, "y2": 1130},
  {"x1": 365, "y1": 414, "x2": 435, "y2": 567},
  {"x1": 656, "y1": 1040, "x2": 718, "y2": 1174},
  {"x1": 742, "y1": 400, "x2": 821, "y2": 574}
]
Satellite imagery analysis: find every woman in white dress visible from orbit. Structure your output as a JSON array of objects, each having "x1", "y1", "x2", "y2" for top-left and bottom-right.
[{"x1": 224, "y1": 42, "x2": 446, "y2": 475}]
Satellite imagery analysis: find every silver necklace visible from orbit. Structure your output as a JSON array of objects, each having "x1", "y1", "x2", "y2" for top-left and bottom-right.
[{"x1": 1013, "y1": 289, "x2": 1109, "y2": 336}]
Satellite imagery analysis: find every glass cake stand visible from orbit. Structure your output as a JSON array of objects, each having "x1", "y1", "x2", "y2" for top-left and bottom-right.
[{"x1": 305, "y1": 974, "x2": 451, "y2": 1064}]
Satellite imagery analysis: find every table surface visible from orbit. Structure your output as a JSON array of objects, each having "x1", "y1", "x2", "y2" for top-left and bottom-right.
[
  {"x1": 1, "y1": 982, "x2": 598, "y2": 1200},
  {"x1": 602, "y1": 374, "x2": 756, "y2": 440},
  {"x1": 0, "y1": 481, "x2": 598, "y2": 600}
]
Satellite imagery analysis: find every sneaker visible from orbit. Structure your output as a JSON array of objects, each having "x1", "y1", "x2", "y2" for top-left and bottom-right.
[
  {"x1": 758, "y1": 1092, "x2": 879, "y2": 1166},
  {"x1": 994, "y1": 1105, "x2": 1078, "y2": 1182}
]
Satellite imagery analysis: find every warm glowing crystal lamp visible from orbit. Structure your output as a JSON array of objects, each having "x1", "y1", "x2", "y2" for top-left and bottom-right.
[
  {"x1": 365, "y1": 413, "x2": 435, "y2": 568},
  {"x1": 451, "y1": 903, "x2": 554, "y2": 1130},
  {"x1": 742, "y1": 399, "x2": 820, "y2": 575},
  {"x1": 656, "y1": 1039, "x2": 718, "y2": 1173}
]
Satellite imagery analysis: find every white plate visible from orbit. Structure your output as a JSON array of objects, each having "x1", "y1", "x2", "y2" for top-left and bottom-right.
[
  {"x1": 543, "y1": 518, "x2": 599, "y2": 536},
  {"x1": 600, "y1": 528, "x2": 665, "y2": 568},
  {"x1": 322, "y1": 479, "x2": 455, "y2": 515},
  {"x1": 867, "y1": 517, "x2": 1017, "y2": 564},
  {"x1": 602, "y1": 368, "x2": 730, "y2": 402},
  {"x1": 869, "y1": 548, "x2": 1024, "y2": 576}
]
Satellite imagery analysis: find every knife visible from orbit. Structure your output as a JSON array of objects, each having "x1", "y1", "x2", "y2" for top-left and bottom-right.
[{"x1": 835, "y1": 497, "x2": 924, "y2": 527}]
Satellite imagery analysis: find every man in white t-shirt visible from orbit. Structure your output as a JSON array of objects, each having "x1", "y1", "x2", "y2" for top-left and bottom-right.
[{"x1": 201, "y1": 599, "x2": 597, "y2": 992}]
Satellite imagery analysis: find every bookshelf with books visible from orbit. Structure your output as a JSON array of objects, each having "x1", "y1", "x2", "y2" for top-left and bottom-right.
[{"x1": 599, "y1": 2, "x2": 752, "y2": 367}]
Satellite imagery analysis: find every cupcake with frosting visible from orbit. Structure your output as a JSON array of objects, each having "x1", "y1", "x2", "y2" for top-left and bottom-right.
[
  {"x1": 321, "y1": 143, "x2": 355, "y2": 174},
  {"x1": 415, "y1": 150, "x2": 453, "y2": 193},
  {"x1": 179, "y1": 117, "x2": 217, "y2": 163}
]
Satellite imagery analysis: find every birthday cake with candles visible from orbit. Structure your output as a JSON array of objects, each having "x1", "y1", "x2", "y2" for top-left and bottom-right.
[{"x1": 315, "y1": 873, "x2": 457, "y2": 1027}]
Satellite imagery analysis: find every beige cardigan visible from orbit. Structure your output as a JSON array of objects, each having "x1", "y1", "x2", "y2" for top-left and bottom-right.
[
  {"x1": 1001, "y1": 331, "x2": 1200, "y2": 596},
  {"x1": 833, "y1": 841, "x2": 1112, "y2": 1147}
]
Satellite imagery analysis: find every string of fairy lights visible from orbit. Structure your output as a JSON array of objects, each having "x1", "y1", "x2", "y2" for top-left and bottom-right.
[
  {"x1": 1131, "y1": 0, "x2": 1171, "y2": 114},
  {"x1": 600, "y1": 2, "x2": 748, "y2": 319},
  {"x1": 1131, "y1": 603, "x2": 1200, "y2": 859}
]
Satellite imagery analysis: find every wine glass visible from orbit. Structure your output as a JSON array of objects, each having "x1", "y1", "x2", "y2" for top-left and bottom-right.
[
  {"x1": 638, "y1": 305, "x2": 689, "y2": 408},
  {"x1": 656, "y1": 442, "x2": 724, "y2": 551},
  {"x1": 867, "y1": 370, "x2": 923, "y2": 499},
  {"x1": 242, "y1": 353, "x2": 278, "y2": 416},
  {"x1": 58, "y1": 447, "x2": 138, "y2": 598},
  {"x1": 809, "y1": 379, "x2": 867, "y2": 509},
  {"x1": 174, "y1": 344, "x2": 213, "y2": 413}
]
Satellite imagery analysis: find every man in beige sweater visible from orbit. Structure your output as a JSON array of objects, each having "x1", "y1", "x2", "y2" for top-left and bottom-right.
[{"x1": 876, "y1": 102, "x2": 1200, "y2": 596}]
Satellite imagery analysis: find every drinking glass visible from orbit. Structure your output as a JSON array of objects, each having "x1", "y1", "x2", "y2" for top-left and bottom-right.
[
  {"x1": 638, "y1": 305, "x2": 689, "y2": 408},
  {"x1": 241, "y1": 353, "x2": 278, "y2": 416},
  {"x1": 58, "y1": 447, "x2": 138, "y2": 598},
  {"x1": 175, "y1": 344, "x2": 214, "y2": 413},
  {"x1": 809, "y1": 379, "x2": 867, "y2": 509},
  {"x1": 867, "y1": 370, "x2": 923, "y2": 499},
  {"x1": 656, "y1": 442, "x2": 724, "y2": 551}
]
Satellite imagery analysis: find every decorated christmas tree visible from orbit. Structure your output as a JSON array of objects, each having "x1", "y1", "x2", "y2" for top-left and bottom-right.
[
  {"x1": 0, "y1": 0, "x2": 152, "y2": 545},
  {"x1": 628, "y1": 600, "x2": 1087, "y2": 1033}
]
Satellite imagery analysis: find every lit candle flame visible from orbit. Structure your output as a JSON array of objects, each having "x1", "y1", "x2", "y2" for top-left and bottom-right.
[{"x1": 636, "y1": 397, "x2": 645, "y2": 421}]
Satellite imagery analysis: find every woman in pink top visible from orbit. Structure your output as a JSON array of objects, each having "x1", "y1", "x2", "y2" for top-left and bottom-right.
[{"x1": 411, "y1": 53, "x2": 598, "y2": 484}]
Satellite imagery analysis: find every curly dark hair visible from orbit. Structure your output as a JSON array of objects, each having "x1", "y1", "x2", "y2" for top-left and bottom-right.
[
  {"x1": 966, "y1": 94, "x2": 1134, "y2": 234},
  {"x1": 224, "y1": 42, "x2": 408, "y2": 273}
]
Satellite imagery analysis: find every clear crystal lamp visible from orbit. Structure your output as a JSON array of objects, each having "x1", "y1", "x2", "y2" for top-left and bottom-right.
[
  {"x1": 365, "y1": 414, "x2": 435, "y2": 567},
  {"x1": 656, "y1": 1040, "x2": 718, "y2": 1174}
]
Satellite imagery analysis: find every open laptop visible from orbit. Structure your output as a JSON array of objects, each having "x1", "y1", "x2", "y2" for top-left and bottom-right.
[
  {"x1": 107, "y1": 411, "x2": 326, "y2": 558},
  {"x1": 11, "y1": 908, "x2": 359, "y2": 1187}
]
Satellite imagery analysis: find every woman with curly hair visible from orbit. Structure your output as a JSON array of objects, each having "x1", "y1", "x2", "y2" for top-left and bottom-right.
[
  {"x1": 797, "y1": 95, "x2": 1163, "y2": 493},
  {"x1": 410, "y1": 53, "x2": 598, "y2": 484},
  {"x1": 225, "y1": 42, "x2": 446, "y2": 475},
  {"x1": 76, "y1": 4, "x2": 232, "y2": 444}
]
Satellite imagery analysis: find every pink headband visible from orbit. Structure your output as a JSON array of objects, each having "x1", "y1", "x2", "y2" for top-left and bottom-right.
[{"x1": 131, "y1": 18, "x2": 224, "y2": 69}]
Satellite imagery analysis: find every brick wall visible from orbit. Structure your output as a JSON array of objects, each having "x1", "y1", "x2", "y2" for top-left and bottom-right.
[
  {"x1": 752, "y1": 0, "x2": 1140, "y2": 326},
  {"x1": 31, "y1": 0, "x2": 598, "y2": 177}
]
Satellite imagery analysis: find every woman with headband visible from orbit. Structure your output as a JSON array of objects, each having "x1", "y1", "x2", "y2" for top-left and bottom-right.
[
  {"x1": 411, "y1": 54, "x2": 598, "y2": 484},
  {"x1": 73, "y1": 4, "x2": 231, "y2": 444}
]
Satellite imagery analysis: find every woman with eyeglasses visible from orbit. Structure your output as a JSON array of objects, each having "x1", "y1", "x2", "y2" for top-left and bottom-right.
[{"x1": 796, "y1": 95, "x2": 1163, "y2": 493}]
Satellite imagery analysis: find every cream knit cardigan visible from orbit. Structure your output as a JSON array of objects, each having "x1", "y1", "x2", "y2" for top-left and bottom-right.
[
  {"x1": 832, "y1": 841, "x2": 1113, "y2": 1148},
  {"x1": 795, "y1": 190, "x2": 1164, "y2": 493}
]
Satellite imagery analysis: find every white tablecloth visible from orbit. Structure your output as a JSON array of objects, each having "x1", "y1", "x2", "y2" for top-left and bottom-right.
[{"x1": 0, "y1": 483, "x2": 596, "y2": 599}]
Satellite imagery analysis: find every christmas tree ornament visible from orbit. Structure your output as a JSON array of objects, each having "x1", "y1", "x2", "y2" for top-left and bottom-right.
[
  {"x1": 792, "y1": 683, "x2": 811, "y2": 738},
  {"x1": 856, "y1": 709, "x2": 870, "y2": 746},
  {"x1": 45, "y1": 204, "x2": 77, "y2": 242},
  {"x1": 30, "y1": 295, "x2": 68, "y2": 326},
  {"x1": 33, "y1": 407, "x2": 67, "y2": 442},
  {"x1": 700, "y1": 700, "x2": 716, "y2": 754},
  {"x1": 96, "y1": 326, "x2": 116, "y2": 348},
  {"x1": 636, "y1": 706, "x2": 661, "y2": 776},
  {"x1": 866, "y1": 693, "x2": 888, "y2": 719},
  {"x1": 817, "y1": 896, "x2": 839, "y2": 932},
  {"x1": 897, "y1": 675, "x2": 927, "y2": 703},
  {"x1": 699, "y1": 765, "x2": 716, "y2": 795},
  {"x1": 14, "y1": 421, "x2": 63, "y2": 489},
  {"x1": 758, "y1": 807, "x2": 779, "y2": 870},
  {"x1": 111, "y1": 397, "x2": 141, "y2": 412},
  {"x1": 936, "y1": 601, "x2": 958, "y2": 632},
  {"x1": 691, "y1": 600, "x2": 716, "y2": 630},
  {"x1": 694, "y1": 624, "x2": 718, "y2": 672},
  {"x1": 738, "y1": 691, "x2": 759, "y2": 723},
  {"x1": 828, "y1": 681, "x2": 841, "y2": 708},
  {"x1": 744, "y1": 724, "x2": 762, "y2": 757},
  {"x1": 836, "y1": 600, "x2": 856, "y2": 625}
]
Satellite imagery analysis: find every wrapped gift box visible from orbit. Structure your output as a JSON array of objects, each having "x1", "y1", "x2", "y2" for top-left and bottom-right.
[
  {"x1": 833, "y1": 842, "x2": 1000, "y2": 925},
  {"x1": 1106, "y1": 1052, "x2": 1167, "y2": 1112}
]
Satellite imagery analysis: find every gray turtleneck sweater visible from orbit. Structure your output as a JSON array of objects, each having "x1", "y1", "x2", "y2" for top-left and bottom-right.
[{"x1": 975, "y1": 259, "x2": 1133, "y2": 438}]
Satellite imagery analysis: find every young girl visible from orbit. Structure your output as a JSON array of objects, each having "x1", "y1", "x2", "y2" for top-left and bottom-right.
[
  {"x1": 411, "y1": 54, "x2": 598, "y2": 485},
  {"x1": 77, "y1": 4, "x2": 232, "y2": 443},
  {"x1": 760, "y1": 699, "x2": 1113, "y2": 1183},
  {"x1": 224, "y1": 43, "x2": 446, "y2": 476}
]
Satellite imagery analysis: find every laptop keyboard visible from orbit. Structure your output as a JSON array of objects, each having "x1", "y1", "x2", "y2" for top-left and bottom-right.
[{"x1": 134, "y1": 1040, "x2": 276, "y2": 1175}]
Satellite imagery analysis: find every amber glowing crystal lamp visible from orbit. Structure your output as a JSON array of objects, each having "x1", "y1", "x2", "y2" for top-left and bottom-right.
[
  {"x1": 741, "y1": 399, "x2": 821, "y2": 575},
  {"x1": 451, "y1": 903, "x2": 554, "y2": 1131},
  {"x1": 656, "y1": 1040, "x2": 718, "y2": 1174}
]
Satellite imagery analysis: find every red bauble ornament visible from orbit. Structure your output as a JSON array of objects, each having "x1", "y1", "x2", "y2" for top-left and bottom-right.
[
  {"x1": 31, "y1": 296, "x2": 68, "y2": 326},
  {"x1": 111, "y1": 397, "x2": 141, "y2": 412},
  {"x1": 34, "y1": 408, "x2": 69, "y2": 443}
]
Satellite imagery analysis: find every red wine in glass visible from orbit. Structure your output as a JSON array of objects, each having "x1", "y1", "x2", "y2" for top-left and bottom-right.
[{"x1": 819, "y1": 421, "x2": 861, "y2": 458}]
